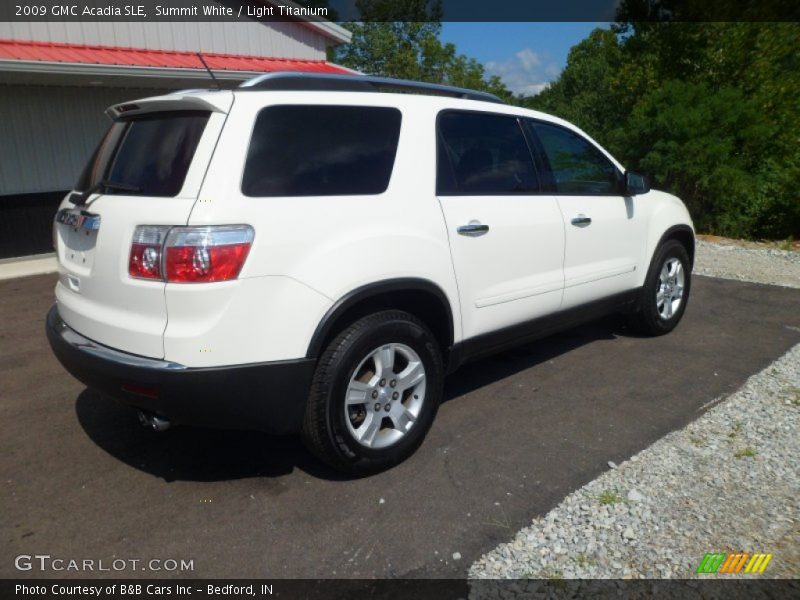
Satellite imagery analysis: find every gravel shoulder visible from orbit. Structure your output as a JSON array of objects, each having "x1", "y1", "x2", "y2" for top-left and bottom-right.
[
  {"x1": 470, "y1": 343, "x2": 800, "y2": 579},
  {"x1": 470, "y1": 240, "x2": 800, "y2": 580},
  {"x1": 694, "y1": 239, "x2": 800, "y2": 289}
]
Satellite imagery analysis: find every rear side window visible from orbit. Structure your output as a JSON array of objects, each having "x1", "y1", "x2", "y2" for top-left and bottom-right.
[
  {"x1": 241, "y1": 106, "x2": 402, "y2": 197},
  {"x1": 528, "y1": 122, "x2": 620, "y2": 195},
  {"x1": 437, "y1": 111, "x2": 539, "y2": 195},
  {"x1": 77, "y1": 111, "x2": 209, "y2": 197}
]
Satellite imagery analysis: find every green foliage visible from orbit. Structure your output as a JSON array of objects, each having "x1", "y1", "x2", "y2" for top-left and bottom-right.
[
  {"x1": 333, "y1": 0, "x2": 512, "y2": 101},
  {"x1": 521, "y1": 29, "x2": 625, "y2": 140},
  {"x1": 734, "y1": 446, "x2": 757, "y2": 459},
  {"x1": 333, "y1": 2, "x2": 798, "y2": 238},
  {"x1": 621, "y1": 81, "x2": 772, "y2": 236},
  {"x1": 596, "y1": 489, "x2": 623, "y2": 505},
  {"x1": 525, "y1": 22, "x2": 800, "y2": 239}
]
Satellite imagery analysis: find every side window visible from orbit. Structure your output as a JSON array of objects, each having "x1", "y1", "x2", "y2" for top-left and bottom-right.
[
  {"x1": 242, "y1": 105, "x2": 402, "y2": 197},
  {"x1": 437, "y1": 111, "x2": 539, "y2": 195},
  {"x1": 529, "y1": 122, "x2": 620, "y2": 195}
]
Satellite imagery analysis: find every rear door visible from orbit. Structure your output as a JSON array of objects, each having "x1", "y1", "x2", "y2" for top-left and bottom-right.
[
  {"x1": 525, "y1": 120, "x2": 645, "y2": 309},
  {"x1": 436, "y1": 110, "x2": 565, "y2": 342},
  {"x1": 54, "y1": 93, "x2": 232, "y2": 358}
]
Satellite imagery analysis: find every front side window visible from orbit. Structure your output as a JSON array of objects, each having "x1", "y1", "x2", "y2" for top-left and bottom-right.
[
  {"x1": 437, "y1": 111, "x2": 539, "y2": 195},
  {"x1": 77, "y1": 111, "x2": 209, "y2": 197},
  {"x1": 528, "y1": 122, "x2": 620, "y2": 195},
  {"x1": 241, "y1": 105, "x2": 402, "y2": 197}
]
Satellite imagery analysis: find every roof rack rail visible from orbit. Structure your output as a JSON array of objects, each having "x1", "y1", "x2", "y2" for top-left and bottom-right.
[{"x1": 238, "y1": 72, "x2": 505, "y2": 104}]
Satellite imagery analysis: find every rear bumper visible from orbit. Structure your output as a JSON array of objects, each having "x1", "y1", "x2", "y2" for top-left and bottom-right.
[{"x1": 46, "y1": 305, "x2": 315, "y2": 434}]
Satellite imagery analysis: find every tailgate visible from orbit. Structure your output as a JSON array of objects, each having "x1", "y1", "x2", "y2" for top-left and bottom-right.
[{"x1": 54, "y1": 92, "x2": 233, "y2": 358}]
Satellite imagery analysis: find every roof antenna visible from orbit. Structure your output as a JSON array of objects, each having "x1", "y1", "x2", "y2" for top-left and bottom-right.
[{"x1": 196, "y1": 53, "x2": 221, "y2": 90}]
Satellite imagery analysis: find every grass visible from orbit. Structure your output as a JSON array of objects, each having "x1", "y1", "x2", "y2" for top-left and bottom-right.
[
  {"x1": 539, "y1": 568, "x2": 566, "y2": 588},
  {"x1": 728, "y1": 420, "x2": 744, "y2": 438},
  {"x1": 778, "y1": 236, "x2": 795, "y2": 252},
  {"x1": 525, "y1": 566, "x2": 564, "y2": 581},
  {"x1": 575, "y1": 553, "x2": 597, "y2": 568},
  {"x1": 482, "y1": 506, "x2": 511, "y2": 530},
  {"x1": 597, "y1": 489, "x2": 623, "y2": 505},
  {"x1": 734, "y1": 446, "x2": 757, "y2": 459},
  {"x1": 689, "y1": 435, "x2": 707, "y2": 447},
  {"x1": 790, "y1": 388, "x2": 800, "y2": 407}
]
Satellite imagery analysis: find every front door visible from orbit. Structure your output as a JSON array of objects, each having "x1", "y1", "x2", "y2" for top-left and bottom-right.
[{"x1": 526, "y1": 120, "x2": 646, "y2": 309}]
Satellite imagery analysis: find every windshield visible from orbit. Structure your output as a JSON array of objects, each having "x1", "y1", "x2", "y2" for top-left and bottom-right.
[{"x1": 76, "y1": 111, "x2": 209, "y2": 197}]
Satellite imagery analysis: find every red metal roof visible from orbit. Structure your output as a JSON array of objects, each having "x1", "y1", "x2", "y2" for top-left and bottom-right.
[{"x1": 0, "y1": 38, "x2": 350, "y2": 74}]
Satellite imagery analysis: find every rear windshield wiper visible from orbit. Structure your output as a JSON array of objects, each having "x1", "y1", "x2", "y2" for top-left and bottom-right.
[{"x1": 69, "y1": 179, "x2": 142, "y2": 206}]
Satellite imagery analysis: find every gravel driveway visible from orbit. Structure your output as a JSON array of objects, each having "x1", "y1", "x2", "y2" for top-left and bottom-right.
[{"x1": 470, "y1": 240, "x2": 800, "y2": 580}]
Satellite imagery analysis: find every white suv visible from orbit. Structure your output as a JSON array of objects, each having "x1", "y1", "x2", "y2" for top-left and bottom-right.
[{"x1": 47, "y1": 72, "x2": 694, "y2": 474}]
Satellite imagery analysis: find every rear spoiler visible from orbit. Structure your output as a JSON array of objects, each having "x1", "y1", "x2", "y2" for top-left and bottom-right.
[{"x1": 105, "y1": 92, "x2": 232, "y2": 120}]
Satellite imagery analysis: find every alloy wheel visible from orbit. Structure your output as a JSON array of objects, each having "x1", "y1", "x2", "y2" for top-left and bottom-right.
[
  {"x1": 343, "y1": 343, "x2": 427, "y2": 449},
  {"x1": 657, "y1": 257, "x2": 685, "y2": 320}
]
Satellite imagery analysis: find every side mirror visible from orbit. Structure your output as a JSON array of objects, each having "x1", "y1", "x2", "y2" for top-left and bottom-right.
[{"x1": 625, "y1": 171, "x2": 650, "y2": 195}]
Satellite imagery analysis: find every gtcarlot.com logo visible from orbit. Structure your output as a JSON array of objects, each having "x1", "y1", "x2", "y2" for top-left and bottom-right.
[{"x1": 15, "y1": 554, "x2": 194, "y2": 572}]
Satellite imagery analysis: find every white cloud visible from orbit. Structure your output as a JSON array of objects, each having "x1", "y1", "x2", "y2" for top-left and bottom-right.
[
  {"x1": 485, "y1": 48, "x2": 560, "y2": 97},
  {"x1": 545, "y1": 63, "x2": 561, "y2": 78},
  {"x1": 515, "y1": 48, "x2": 542, "y2": 71}
]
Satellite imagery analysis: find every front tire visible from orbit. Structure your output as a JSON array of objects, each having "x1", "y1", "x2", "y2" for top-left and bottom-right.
[
  {"x1": 301, "y1": 310, "x2": 444, "y2": 474},
  {"x1": 629, "y1": 239, "x2": 692, "y2": 336}
]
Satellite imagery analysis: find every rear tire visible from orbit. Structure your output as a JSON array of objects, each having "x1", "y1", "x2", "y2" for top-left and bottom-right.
[
  {"x1": 301, "y1": 310, "x2": 444, "y2": 475},
  {"x1": 629, "y1": 239, "x2": 692, "y2": 336}
]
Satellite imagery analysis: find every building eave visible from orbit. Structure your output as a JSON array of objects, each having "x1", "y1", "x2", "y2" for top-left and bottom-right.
[
  {"x1": 0, "y1": 38, "x2": 355, "y2": 84},
  {"x1": 0, "y1": 59, "x2": 355, "y2": 87},
  {"x1": 0, "y1": 59, "x2": 258, "y2": 80}
]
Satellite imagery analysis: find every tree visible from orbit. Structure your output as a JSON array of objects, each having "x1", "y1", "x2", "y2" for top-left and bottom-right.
[
  {"x1": 333, "y1": 0, "x2": 511, "y2": 100},
  {"x1": 621, "y1": 81, "x2": 776, "y2": 236},
  {"x1": 522, "y1": 29, "x2": 625, "y2": 141},
  {"x1": 524, "y1": 22, "x2": 800, "y2": 239}
]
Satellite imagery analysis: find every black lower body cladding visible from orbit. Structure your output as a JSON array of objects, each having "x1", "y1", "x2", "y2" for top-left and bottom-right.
[{"x1": 45, "y1": 305, "x2": 315, "y2": 434}]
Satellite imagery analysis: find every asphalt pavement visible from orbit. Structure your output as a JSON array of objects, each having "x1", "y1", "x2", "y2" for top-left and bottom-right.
[{"x1": 2, "y1": 273, "x2": 798, "y2": 578}]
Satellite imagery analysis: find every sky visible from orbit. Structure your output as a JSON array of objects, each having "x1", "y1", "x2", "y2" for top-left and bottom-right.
[{"x1": 440, "y1": 22, "x2": 610, "y2": 96}]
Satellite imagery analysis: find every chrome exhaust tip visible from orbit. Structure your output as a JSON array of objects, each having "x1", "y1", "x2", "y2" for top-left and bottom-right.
[{"x1": 137, "y1": 410, "x2": 171, "y2": 432}]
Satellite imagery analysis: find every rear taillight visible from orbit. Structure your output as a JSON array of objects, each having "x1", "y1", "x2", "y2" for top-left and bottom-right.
[
  {"x1": 165, "y1": 226, "x2": 254, "y2": 283},
  {"x1": 128, "y1": 225, "x2": 254, "y2": 283},
  {"x1": 129, "y1": 226, "x2": 170, "y2": 280}
]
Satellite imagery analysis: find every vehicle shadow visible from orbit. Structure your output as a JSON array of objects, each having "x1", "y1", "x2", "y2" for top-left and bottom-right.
[
  {"x1": 75, "y1": 313, "x2": 633, "y2": 483},
  {"x1": 442, "y1": 313, "x2": 634, "y2": 403},
  {"x1": 74, "y1": 390, "x2": 347, "y2": 483}
]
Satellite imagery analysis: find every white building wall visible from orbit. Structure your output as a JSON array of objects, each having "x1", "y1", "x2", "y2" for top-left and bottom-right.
[
  {"x1": 0, "y1": 85, "x2": 170, "y2": 195},
  {"x1": 0, "y1": 20, "x2": 328, "y2": 59}
]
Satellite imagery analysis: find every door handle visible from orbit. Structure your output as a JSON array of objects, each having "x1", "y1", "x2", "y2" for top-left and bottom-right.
[
  {"x1": 571, "y1": 215, "x2": 592, "y2": 227},
  {"x1": 457, "y1": 222, "x2": 490, "y2": 237}
]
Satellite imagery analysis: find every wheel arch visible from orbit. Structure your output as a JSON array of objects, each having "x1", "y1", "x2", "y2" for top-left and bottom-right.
[
  {"x1": 656, "y1": 224, "x2": 696, "y2": 267},
  {"x1": 306, "y1": 278, "x2": 455, "y2": 362}
]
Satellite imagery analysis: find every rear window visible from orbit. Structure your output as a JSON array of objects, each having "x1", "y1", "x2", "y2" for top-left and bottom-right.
[
  {"x1": 76, "y1": 111, "x2": 209, "y2": 197},
  {"x1": 241, "y1": 105, "x2": 402, "y2": 197}
]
